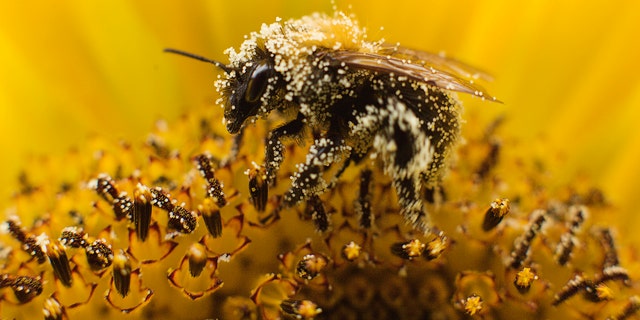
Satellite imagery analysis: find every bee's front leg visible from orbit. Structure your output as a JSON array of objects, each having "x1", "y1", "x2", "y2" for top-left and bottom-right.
[
  {"x1": 220, "y1": 128, "x2": 245, "y2": 168},
  {"x1": 283, "y1": 136, "x2": 352, "y2": 206},
  {"x1": 264, "y1": 113, "x2": 305, "y2": 184}
]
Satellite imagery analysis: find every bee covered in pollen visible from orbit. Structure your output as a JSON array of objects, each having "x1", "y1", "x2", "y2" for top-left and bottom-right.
[{"x1": 165, "y1": 11, "x2": 497, "y2": 233}]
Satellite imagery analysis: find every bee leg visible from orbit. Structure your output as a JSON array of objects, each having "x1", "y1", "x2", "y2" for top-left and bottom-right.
[
  {"x1": 265, "y1": 113, "x2": 306, "y2": 184},
  {"x1": 355, "y1": 169, "x2": 374, "y2": 229},
  {"x1": 326, "y1": 152, "x2": 366, "y2": 189},
  {"x1": 394, "y1": 176, "x2": 430, "y2": 234},
  {"x1": 370, "y1": 97, "x2": 434, "y2": 233},
  {"x1": 220, "y1": 127, "x2": 245, "y2": 168},
  {"x1": 283, "y1": 136, "x2": 351, "y2": 206}
]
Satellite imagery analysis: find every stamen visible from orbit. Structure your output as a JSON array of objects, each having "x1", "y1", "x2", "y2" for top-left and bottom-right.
[
  {"x1": 553, "y1": 273, "x2": 588, "y2": 306},
  {"x1": 355, "y1": 169, "x2": 373, "y2": 229},
  {"x1": 509, "y1": 210, "x2": 546, "y2": 269},
  {"x1": 133, "y1": 184, "x2": 153, "y2": 242},
  {"x1": 59, "y1": 226, "x2": 88, "y2": 248},
  {"x1": 112, "y1": 250, "x2": 132, "y2": 297},
  {"x1": 11, "y1": 275, "x2": 43, "y2": 303},
  {"x1": 341, "y1": 241, "x2": 362, "y2": 262},
  {"x1": 5, "y1": 218, "x2": 46, "y2": 264},
  {"x1": 195, "y1": 154, "x2": 227, "y2": 207},
  {"x1": 168, "y1": 205, "x2": 197, "y2": 234},
  {"x1": 391, "y1": 239, "x2": 426, "y2": 260},
  {"x1": 296, "y1": 254, "x2": 328, "y2": 280},
  {"x1": 248, "y1": 166, "x2": 268, "y2": 212},
  {"x1": 482, "y1": 198, "x2": 510, "y2": 231},
  {"x1": 462, "y1": 294, "x2": 483, "y2": 316},
  {"x1": 280, "y1": 299, "x2": 322, "y2": 319},
  {"x1": 306, "y1": 195, "x2": 329, "y2": 232},
  {"x1": 43, "y1": 296, "x2": 65, "y2": 320},
  {"x1": 187, "y1": 243, "x2": 208, "y2": 277},
  {"x1": 47, "y1": 241, "x2": 73, "y2": 287},
  {"x1": 514, "y1": 267, "x2": 538, "y2": 294},
  {"x1": 85, "y1": 239, "x2": 114, "y2": 271},
  {"x1": 424, "y1": 232, "x2": 448, "y2": 260},
  {"x1": 554, "y1": 206, "x2": 586, "y2": 266},
  {"x1": 199, "y1": 198, "x2": 223, "y2": 238}
]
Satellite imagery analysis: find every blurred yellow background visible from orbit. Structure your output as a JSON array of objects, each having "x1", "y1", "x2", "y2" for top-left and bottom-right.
[{"x1": 1, "y1": 0, "x2": 638, "y2": 234}]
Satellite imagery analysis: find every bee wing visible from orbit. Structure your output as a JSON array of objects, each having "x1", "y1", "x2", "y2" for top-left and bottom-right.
[
  {"x1": 378, "y1": 44, "x2": 494, "y2": 82},
  {"x1": 326, "y1": 49, "x2": 499, "y2": 102}
]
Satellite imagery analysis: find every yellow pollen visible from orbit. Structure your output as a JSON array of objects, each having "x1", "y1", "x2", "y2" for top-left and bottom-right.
[
  {"x1": 491, "y1": 198, "x2": 510, "y2": 218},
  {"x1": 427, "y1": 236, "x2": 447, "y2": 257},
  {"x1": 342, "y1": 241, "x2": 362, "y2": 260},
  {"x1": 464, "y1": 295, "x2": 483, "y2": 315},
  {"x1": 297, "y1": 300, "x2": 322, "y2": 318},
  {"x1": 403, "y1": 239, "x2": 426, "y2": 258},
  {"x1": 515, "y1": 267, "x2": 537, "y2": 287},
  {"x1": 596, "y1": 284, "x2": 614, "y2": 300}
]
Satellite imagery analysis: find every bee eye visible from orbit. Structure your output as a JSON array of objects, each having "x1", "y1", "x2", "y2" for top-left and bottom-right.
[{"x1": 244, "y1": 62, "x2": 272, "y2": 103}]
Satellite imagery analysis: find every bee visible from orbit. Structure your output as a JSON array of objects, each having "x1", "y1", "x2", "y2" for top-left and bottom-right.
[{"x1": 166, "y1": 11, "x2": 496, "y2": 233}]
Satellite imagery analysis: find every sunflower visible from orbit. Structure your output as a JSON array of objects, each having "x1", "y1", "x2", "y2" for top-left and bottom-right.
[{"x1": 0, "y1": 1, "x2": 639, "y2": 319}]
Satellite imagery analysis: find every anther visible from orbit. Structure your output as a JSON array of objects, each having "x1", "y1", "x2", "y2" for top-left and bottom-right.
[
  {"x1": 554, "y1": 206, "x2": 586, "y2": 266},
  {"x1": 85, "y1": 239, "x2": 114, "y2": 271},
  {"x1": 306, "y1": 195, "x2": 329, "y2": 232},
  {"x1": 248, "y1": 166, "x2": 268, "y2": 212},
  {"x1": 92, "y1": 174, "x2": 119, "y2": 202},
  {"x1": 280, "y1": 299, "x2": 322, "y2": 319},
  {"x1": 150, "y1": 186, "x2": 174, "y2": 211},
  {"x1": 514, "y1": 267, "x2": 537, "y2": 294},
  {"x1": 296, "y1": 254, "x2": 328, "y2": 280},
  {"x1": 462, "y1": 294, "x2": 483, "y2": 316},
  {"x1": 133, "y1": 184, "x2": 153, "y2": 242},
  {"x1": 482, "y1": 198, "x2": 510, "y2": 231},
  {"x1": 195, "y1": 154, "x2": 227, "y2": 207},
  {"x1": 355, "y1": 169, "x2": 373, "y2": 229},
  {"x1": 47, "y1": 241, "x2": 73, "y2": 287},
  {"x1": 11, "y1": 275, "x2": 43, "y2": 303},
  {"x1": 43, "y1": 296, "x2": 65, "y2": 320},
  {"x1": 59, "y1": 226, "x2": 88, "y2": 248},
  {"x1": 584, "y1": 283, "x2": 613, "y2": 302},
  {"x1": 5, "y1": 218, "x2": 46, "y2": 264},
  {"x1": 187, "y1": 243, "x2": 208, "y2": 277},
  {"x1": 168, "y1": 205, "x2": 198, "y2": 234},
  {"x1": 509, "y1": 210, "x2": 546, "y2": 269},
  {"x1": 476, "y1": 138, "x2": 501, "y2": 180},
  {"x1": 113, "y1": 194, "x2": 134, "y2": 221},
  {"x1": 391, "y1": 239, "x2": 425, "y2": 260},
  {"x1": 112, "y1": 250, "x2": 132, "y2": 297},
  {"x1": 199, "y1": 198, "x2": 223, "y2": 238},
  {"x1": 423, "y1": 232, "x2": 448, "y2": 260},
  {"x1": 597, "y1": 228, "x2": 620, "y2": 269},
  {"x1": 91, "y1": 174, "x2": 132, "y2": 220},
  {"x1": 341, "y1": 241, "x2": 362, "y2": 262},
  {"x1": 553, "y1": 273, "x2": 588, "y2": 306}
]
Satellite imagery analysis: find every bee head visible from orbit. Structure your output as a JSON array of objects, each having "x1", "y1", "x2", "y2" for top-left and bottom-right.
[
  {"x1": 164, "y1": 48, "x2": 282, "y2": 134},
  {"x1": 224, "y1": 58, "x2": 277, "y2": 134}
]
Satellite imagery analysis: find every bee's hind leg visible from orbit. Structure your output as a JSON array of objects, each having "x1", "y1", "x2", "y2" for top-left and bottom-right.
[{"x1": 393, "y1": 176, "x2": 431, "y2": 234}]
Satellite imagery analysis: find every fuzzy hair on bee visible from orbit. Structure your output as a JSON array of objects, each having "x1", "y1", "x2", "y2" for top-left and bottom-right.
[{"x1": 165, "y1": 11, "x2": 496, "y2": 233}]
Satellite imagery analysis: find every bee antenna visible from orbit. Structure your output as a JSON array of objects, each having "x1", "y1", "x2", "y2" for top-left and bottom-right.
[{"x1": 164, "y1": 48, "x2": 232, "y2": 73}]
